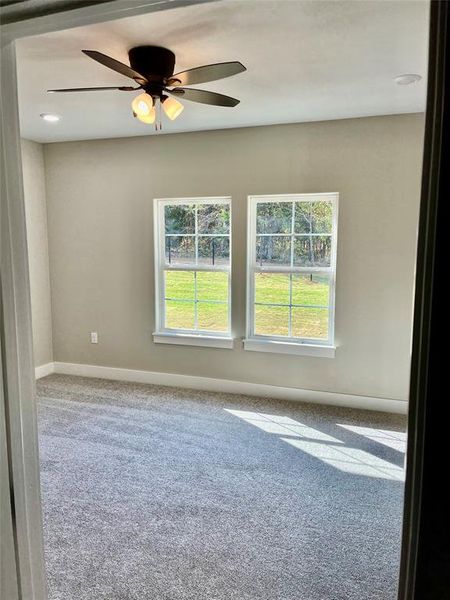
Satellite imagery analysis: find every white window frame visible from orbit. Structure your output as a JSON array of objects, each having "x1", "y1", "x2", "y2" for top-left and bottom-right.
[
  {"x1": 153, "y1": 196, "x2": 233, "y2": 349},
  {"x1": 245, "y1": 193, "x2": 338, "y2": 358}
]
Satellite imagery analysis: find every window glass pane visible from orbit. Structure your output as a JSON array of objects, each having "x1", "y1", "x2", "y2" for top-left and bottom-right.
[
  {"x1": 292, "y1": 274, "x2": 330, "y2": 306},
  {"x1": 248, "y1": 196, "x2": 335, "y2": 344},
  {"x1": 165, "y1": 271, "x2": 194, "y2": 300},
  {"x1": 198, "y1": 236, "x2": 229, "y2": 265},
  {"x1": 255, "y1": 273, "x2": 290, "y2": 305},
  {"x1": 255, "y1": 305, "x2": 289, "y2": 336},
  {"x1": 293, "y1": 236, "x2": 313, "y2": 266},
  {"x1": 197, "y1": 272, "x2": 228, "y2": 302},
  {"x1": 197, "y1": 204, "x2": 230, "y2": 234},
  {"x1": 256, "y1": 236, "x2": 291, "y2": 267},
  {"x1": 165, "y1": 204, "x2": 195, "y2": 234},
  {"x1": 257, "y1": 202, "x2": 292, "y2": 234},
  {"x1": 165, "y1": 236, "x2": 195, "y2": 264},
  {"x1": 165, "y1": 300, "x2": 195, "y2": 330},
  {"x1": 294, "y1": 202, "x2": 312, "y2": 233},
  {"x1": 312, "y1": 235, "x2": 332, "y2": 266},
  {"x1": 311, "y1": 201, "x2": 333, "y2": 233},
  {"x1": 197, "y1": 302, "x2": 228, "y2": 332},
  {"x1": 292, "y1": 307, "x2": 329, "y2": 339},
  {"x1": 159, "y1": 198, "x2": 231, "y2": 336}
]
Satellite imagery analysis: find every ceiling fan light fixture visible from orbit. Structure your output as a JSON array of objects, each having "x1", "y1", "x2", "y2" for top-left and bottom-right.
[
  {"x1": 162, "y1": 96, "x2": 184, "y2": 120},
  {"x1": 131, "y1": 92, "x2": 154, "y2": 118},
  {"x1": 50, "y1": 47, "x2": 245, "y2": 131},
  {"x1": 135, "y1": 107, "x2": 156, "y2": 124}
]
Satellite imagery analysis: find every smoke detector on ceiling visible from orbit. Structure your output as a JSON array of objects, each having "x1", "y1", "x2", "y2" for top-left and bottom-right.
[{"x1": 395, "y1": 74, "x2": 422, "y2": 85}]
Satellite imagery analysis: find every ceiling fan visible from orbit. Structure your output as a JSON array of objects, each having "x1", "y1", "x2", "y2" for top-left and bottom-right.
[{"x1": 48, "y1": 46, "x2": 246, "y2": 128}]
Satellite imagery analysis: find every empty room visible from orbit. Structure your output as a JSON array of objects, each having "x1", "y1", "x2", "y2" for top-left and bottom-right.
[{"x1": 14, "y1": 0, "x2": 428, "y2": 598}]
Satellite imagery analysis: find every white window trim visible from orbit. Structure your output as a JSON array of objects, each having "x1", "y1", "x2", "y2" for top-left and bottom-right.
[
  {"x1": 245, "y1": 193, "x2": 339, "y2": 357},
  {"x1": 243, "y1": 338, "x2": 335, "y2": 358},
  {"x1": 153, "y1": 332, "x2": 234, "y2": 349},
  {"x1": 153, "y1": 196, "x2": 234, "y2": 348}
]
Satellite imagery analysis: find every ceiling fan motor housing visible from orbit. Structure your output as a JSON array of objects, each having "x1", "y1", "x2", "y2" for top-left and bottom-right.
[{"x1": 128, "y1": 46, "x2": 176, "y2": 83}]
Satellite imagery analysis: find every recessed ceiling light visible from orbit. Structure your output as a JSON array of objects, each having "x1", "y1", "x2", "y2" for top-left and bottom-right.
[
  {"x1": 40, "y1": 113, "x2": 61, "y2": 122},
  {"x1": 395, "y1": 74, "x2": 422, "y2": 85}
]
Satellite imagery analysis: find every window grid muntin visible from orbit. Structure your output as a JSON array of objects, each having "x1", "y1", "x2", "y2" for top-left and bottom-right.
[
  {"x1": 164, "y1": 269, "x2": 229, "y2": 331},
  {"x1": 255, "y1": 198, "x2": 333, "y2": 270},
  {"x1": 164, "y1": 200, "x2": 230, "y2": 268},
  {"x1": 248, "y1": 194, "x2": 337, "y2": 346},
  {"x1": 255, "y1": 234, "x2": 332, "y2": 268},
  {"x1": 253, "y1": 274, "x2": 333, "y2": 342},
  {"x1": 254, "y1": 272, "x2": 331, "y2": 339}
]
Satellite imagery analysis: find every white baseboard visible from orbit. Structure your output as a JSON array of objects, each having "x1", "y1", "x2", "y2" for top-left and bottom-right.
[
  {"x1": 35, "y1": 362, "x2": 55, "y2": 379},
  {"x1": 51, "y1": 361, "x2": 408, "y2": 414}
]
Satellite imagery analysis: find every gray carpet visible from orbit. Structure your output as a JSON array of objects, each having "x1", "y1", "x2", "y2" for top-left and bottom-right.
[{"x1": 37, "y1": 374, "x2": 407, "y2": 600}]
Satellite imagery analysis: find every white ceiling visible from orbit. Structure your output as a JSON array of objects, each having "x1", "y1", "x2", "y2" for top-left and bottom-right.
[{"x1": 16, "y1": 0, "x2": 429, "y2": 143}]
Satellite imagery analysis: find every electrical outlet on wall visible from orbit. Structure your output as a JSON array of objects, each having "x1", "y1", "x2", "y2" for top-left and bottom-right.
[{"x1": 90, "y1": 331, "x2": 98, "y2": 344}]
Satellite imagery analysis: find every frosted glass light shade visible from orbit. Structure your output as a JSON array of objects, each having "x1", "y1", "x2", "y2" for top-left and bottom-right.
[
  {"x1": 136, "y1": 107, "x2": 156, "y2": 124},
  {"x1": 162, "y1": 96, "x2": 184, "y2": 120},
  {"x1": 131, "y1": 93, "x2": 154, "y2": 117}
]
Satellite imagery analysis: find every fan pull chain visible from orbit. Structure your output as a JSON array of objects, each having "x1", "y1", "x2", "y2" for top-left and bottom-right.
[{"x1": 155, "y1": 98, "x2": 159, "y2": 131}]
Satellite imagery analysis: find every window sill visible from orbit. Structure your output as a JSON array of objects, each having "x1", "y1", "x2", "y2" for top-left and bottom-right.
[
  {"x1": 243, "y1": 338, "x2": 336, "y2": 358},
  {"x1": 153, "y1": 332, "x2": 234, "y2": 349}
]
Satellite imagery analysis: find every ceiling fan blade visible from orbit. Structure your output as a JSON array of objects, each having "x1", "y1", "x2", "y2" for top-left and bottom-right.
[
  {"x1": 169, "y1": 87, "x2": 240, "y2": 107},
  {"x1": 82, "y1": 50, "x2": 147, "y2": 84},
  {"x1": 48, "y1": 86, "x2": 139, "y2": 93},
  {"x1": 170, "y1": 61, "x2": 246, "y2": 86}
]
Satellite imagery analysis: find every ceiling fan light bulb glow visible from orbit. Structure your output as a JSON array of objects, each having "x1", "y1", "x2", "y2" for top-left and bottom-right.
[
  {"x1": 136, "y1": 107, "x2": 156, "y2": 124},
  {"x1": 131, "y1": 93, "x2": 154, "y2": 117},
  {"x1": 162, "y1": 96, "x2": 184, "y2": 120}
]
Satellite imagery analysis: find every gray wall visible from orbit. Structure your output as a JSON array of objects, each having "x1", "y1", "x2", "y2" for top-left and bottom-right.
[
  {"x1": 44, "y1": 114, "x2": 424, "y2": 400},
  {"x1": 21, "y1": 139, "x2": 53, "y2": 367}
]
